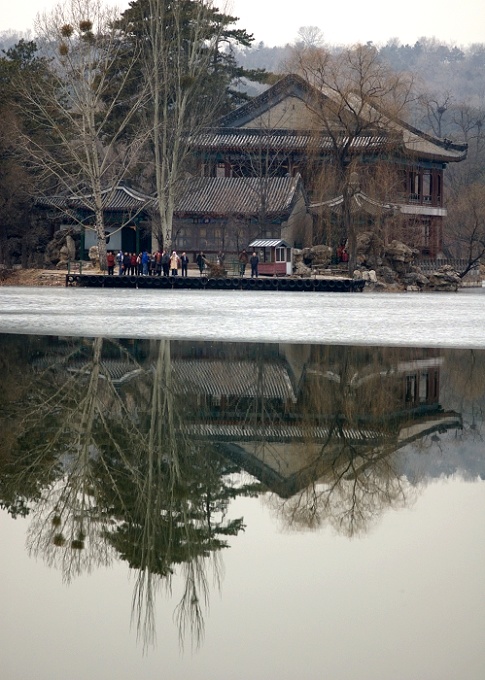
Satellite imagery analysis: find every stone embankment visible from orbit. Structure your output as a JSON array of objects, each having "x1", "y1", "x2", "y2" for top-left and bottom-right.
[{"x1": 294, "y1": 235, "x2": 468, "y2": 292}]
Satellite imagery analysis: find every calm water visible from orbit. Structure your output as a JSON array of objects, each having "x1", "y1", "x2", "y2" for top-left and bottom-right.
[{"x1": 1, "y1": 288, "x2": 484, "y2": 680}]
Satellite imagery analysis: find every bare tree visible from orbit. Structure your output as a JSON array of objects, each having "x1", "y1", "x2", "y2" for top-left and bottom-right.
[
  {"x1": 120, "y1": 0, "x2": 254, "y2": 250},
  {"x1": 417, "y1": 90, "x2": 453, "y2": 138},
  {"x1": 295, "y1": 26, "x2": 325, "y2": 49},
  {"x1": 445, "y1": 182, "x2": 485, "y2": 275},
  {"x1": 16, "y1": 0, "x2": 149, "y2": 268},
  {"x1": 286, "y1": 43, "x2": 414, "y2": 274}
]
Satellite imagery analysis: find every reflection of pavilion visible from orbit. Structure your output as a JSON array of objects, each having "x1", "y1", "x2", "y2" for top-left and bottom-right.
[
  {"x1": 32, "y1": 340, "x2": 462, "y2": 499},
  {"x1": 165, "y1": 344, "x2": 463, "y2": 498}
]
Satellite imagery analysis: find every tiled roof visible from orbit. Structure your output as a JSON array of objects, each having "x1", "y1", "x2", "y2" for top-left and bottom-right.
[
  {"x1": 191, "y1": 128, "x2": 393, "y2": 153},
  {"x1": 174, "y1": 176, "x2": 302, "y2": 216},
  {"x1": 36, "y1": 184, "x2": 154, "y2": 212},
  {"x1": 216, "y1": 74, "x2": 467, "y2": 163}
]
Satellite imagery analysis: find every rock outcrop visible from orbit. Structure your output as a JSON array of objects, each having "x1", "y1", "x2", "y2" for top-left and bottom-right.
[
  {"x1": 88, "y1": 245, "x2": 100, "y2": 268},
  {"x1": 44, "y1": 228, "x2": 77, "y2": 268},
  {"x1": 426, "y1": 265, "x2": 461, "y2": 291},
  {"x1": 293, "y1": 245, "x2": 332, "y2": 274},
  {"x1": 352, "y1": 231, "x2": 462, "y2": 291}
]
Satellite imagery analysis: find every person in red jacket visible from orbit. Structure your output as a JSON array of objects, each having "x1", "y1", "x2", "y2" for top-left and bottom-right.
[{"x1": 106, "y1": 250, "x2": 115, "y2": 275}]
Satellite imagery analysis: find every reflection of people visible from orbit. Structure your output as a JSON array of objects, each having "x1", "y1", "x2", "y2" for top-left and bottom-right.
[
  {"x1": 196, "y1": 251, "x2": 205, "y2": 276},
  {"x1": 180, "y1": 252, "x2": 189, "y2": 277},
  {"x1": 250, "y1": 251, "x2": 259, "y2": 278},
  {"x1": 238, "y1": 249, "x2": 248, "y2": 276}
]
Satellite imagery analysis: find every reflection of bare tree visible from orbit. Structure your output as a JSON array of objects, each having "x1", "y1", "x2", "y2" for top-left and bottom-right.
[
  {"x1": 0, "y1": 337, "x2": 471, "y2": 646},
  {"x1": 0, "y1": 336, "x2": 248, "y2": 650},
  {"x1": 124, "y1": 338, "x2": 217, "y2": 649},
  {"x1": 438, "y1": 349, "x2": 485, "y2": 456},
  {"x1": 20, "y1": 337, "x2": 140, "y2": 580},
  {"x1": 268, "y1": 346, "x2": 455, "y2": 536}
]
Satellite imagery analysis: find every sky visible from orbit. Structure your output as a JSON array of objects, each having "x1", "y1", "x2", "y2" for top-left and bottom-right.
[{"x1": 1, "y1": 0, "x2": 485, "y2": 48}]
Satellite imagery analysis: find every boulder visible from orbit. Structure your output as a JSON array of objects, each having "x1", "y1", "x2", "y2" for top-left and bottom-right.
[
  {"x1": 45, "y1": 228, "x2": 77, "y2": 267},
  {"x1": 376, "y1": 265, "x2": 398, "y2": 284},
  {"x1": 295, "y1": 245, "x2": 332, "y2": 267},
  {"x1": 88, "y1": 246, "x2": 99, "y2": 268},
  {"x1": 384, "y1": 240, "x2": 417, "y2": 264},
  {"x1": 354, "y1": 269, "x2": 377, "y2": 283},
  {"x1": 308, "y1": 244, "x2": 333, "y2": 265},
  {"x1": 401, "y1": 271, "x2": 430, "y2": 288},
  {"x1": 426, "y1": 265, "x2": 461, "y2": 291},
  {"x1": 293, "y1": 261, "x2": 312, "y2": 277}
]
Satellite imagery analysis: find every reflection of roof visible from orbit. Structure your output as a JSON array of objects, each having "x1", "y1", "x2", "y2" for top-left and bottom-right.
[
  {"x1": 33, "y1": 358, "x2": 144, "y2": 385},
  {"x1": 185, "y1": 423, "x2": 383, "y2": 442},
  {"x1": 33, "y1": 356, "x2": 297, "y2": 400},
  {"x1": 174, "y1": 176, "x2": 302, "y2": 216},
  {"x1": 212, "y1": 411, "x2": 462, "y2": 498},
  {"x1": 397, "y1": 414, "x2": 462, "y2": 444},
  {"x1": 172, "y1": 360, "x2": 297, "y2": 402},
  {"x1": 67, "y1": 361, "x2": 144, "y2": 384}
]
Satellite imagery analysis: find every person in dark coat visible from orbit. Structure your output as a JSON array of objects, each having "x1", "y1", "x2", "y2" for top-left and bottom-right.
[
  {"x1": 180, "y1": 252, "x2": 189, "y2": 277},
  {"x1": 155, "y1": 250, "x2": 162, "y2": 275},
  {"x1": 161, "y1": 250, "x2": 170, "y2": 276},
  {"x1": 250, "y1": 251, "x2": 259, "y2": 278},
  {"x1": 238, "y1": 249, "x2": 248, "y2": 276},
  {"x1": 196, "y1": 251, "x2": 206, "y2": 276},
  {"x1": 123, "y1": 252, "x2": 131, "y2": 275}
]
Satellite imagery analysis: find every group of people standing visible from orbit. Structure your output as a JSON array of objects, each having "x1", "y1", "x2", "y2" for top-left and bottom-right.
[
  {"x1": 238, "y1": 250, "x2": 259, "y2": 278},
  {"x1": 105, "y1": 248, "x2": 260, "y2": 278},
  {"x1": 106, "y1": 250, "x2": 190, "y2": 276}
]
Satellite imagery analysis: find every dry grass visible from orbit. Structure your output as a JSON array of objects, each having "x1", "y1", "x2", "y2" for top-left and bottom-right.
[{"x1": 0, "y1": 268, "x2": 68, "y2": 287}]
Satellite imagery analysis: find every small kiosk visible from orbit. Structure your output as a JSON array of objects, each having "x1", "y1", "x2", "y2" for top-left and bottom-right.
[{"x1": 248, "y1": 239, "x2": 292, "y2": 277}]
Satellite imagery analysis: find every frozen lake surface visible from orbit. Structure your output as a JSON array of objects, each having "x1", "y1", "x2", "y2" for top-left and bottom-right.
[
  {"x1": 1, "y1": 299, "x2": 485, "y2": 679},
  {"x1": 0, "y1": 286, "x2": 484, "y2": 347}
]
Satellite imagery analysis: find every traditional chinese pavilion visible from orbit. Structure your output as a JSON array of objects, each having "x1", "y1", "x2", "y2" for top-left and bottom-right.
[{"x1": 190, "y1": 74, "x2": 468, "y2": 258}]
